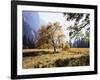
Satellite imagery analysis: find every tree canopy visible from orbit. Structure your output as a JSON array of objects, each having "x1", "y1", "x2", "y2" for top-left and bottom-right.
[
  {"x1": 64, "y1": 13, "x2": 90, "y2": 39},
  {"x1": 36, "y1": 22, "x2": 65, "y2": 52}
]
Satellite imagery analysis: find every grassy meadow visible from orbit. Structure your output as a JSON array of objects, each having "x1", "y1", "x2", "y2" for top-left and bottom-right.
[{"x1": 22, "y1": 48, "x2": 89, "y2": 69}]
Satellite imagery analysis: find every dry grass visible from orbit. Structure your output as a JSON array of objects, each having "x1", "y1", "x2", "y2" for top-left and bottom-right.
[
  {"x1": 67, "y1": 48, "x2": 89, "y2": 54},
  {"x1": 22, "y1": 48, "x2": 89, "y2": 69}
]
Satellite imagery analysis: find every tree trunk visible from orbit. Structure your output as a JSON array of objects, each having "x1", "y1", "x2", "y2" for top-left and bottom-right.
[
  {"x1": 70, "y1": 38, "x2": 72, "y2": 48},
  {"x1": 52, "y1": 40, "x2": 56, "y2": 53},
  {"x1": 53, "y1": 46, "x2": 56, "y2": 53}
]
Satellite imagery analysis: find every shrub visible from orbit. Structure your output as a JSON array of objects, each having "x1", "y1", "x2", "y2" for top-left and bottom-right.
[
  {"x1": 68, "y1": 58, "x2": 80, "y2": 66},
  {"x1": 55, "y1": 58, "x2": 69, "y2": 67},
  {"x1": 79, "y1": 55, "x2": 89, "y2": 65},
  {"x1": 62, "y1": 44, "x2": 70, "y2": 51},
  {"x1": 54, "y1": 55, "x2": 89, "y2": 67},
  {"x1": 68, "y1": 55, "x2": 89, "y2": 66}
]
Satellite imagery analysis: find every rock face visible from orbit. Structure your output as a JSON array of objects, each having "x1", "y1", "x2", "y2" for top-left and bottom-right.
[{"x1": 22, "y1": 11, "x2": 40, "y2": 48}]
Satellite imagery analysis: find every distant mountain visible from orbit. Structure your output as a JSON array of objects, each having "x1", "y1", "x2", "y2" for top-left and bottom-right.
[{"x1": 22, "y1": 11, "x2": 40, "y2": 48}]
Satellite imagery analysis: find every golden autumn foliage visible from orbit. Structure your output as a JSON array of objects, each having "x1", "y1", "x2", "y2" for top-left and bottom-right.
[{"x1": 36, "y1": 22, "x2": 65, "y2": 52}]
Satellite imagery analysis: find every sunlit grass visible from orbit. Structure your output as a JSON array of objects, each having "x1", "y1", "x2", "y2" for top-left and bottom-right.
[{"x1": 22, "y1": 48, "x2": 89, "y2": 69}]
